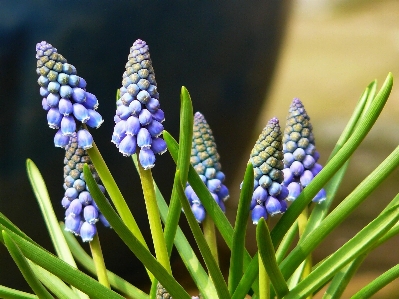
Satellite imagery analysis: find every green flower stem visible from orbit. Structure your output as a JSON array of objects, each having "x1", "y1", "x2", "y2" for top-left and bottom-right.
[
  {"x1": 86, "y1": 140, "x2": 153, "y2": 281},
  {"x1": 89, "y1": 233, "x2": 110, "y2": 288},
  {"x1": 202, "y1": 216, "x2": 219, "y2": 266},
  {"x1": 61, "y1": 223, "x2": 149, "y2": 299},
  {"x1": 132, "y1": 155, "x2": 218, "y2": 299},
  {"x1": 270, "y1": 73, "x2": 393, "y2": 248},
  {"x1": 137, "y1": 162, "x2": 172, "y2": 275},
  {"x1": 0, "y1": 285, "x2": 37, "y2": 299}
]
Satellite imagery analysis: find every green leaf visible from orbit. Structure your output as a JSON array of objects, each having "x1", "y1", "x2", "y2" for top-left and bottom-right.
[
  {"x1": 256, "y1": 218, "x2": 288, "y2": 298},
  {"x1": 26, "y1": 159, "x2": 77, "y2": 267},
  {"x1": 86, "y1": 142, "x2": 151, "y2": 272},
  {"x1": 28, "y1": 261, "x2": 80, "y2": 299},
  {"x1": 61, "y1": 223, "x2": 149, "y2": 299},
  {"x1": 285, "y1": 204, "x2": 399, "y2": 299},
  {"x1": 270, "y1": 73, "x2": 393, "y2": 248},
  {"x1": 2, "y1": 231, "x2": 54, "y2": 299},
  {"x1": 228, "y1": 163, "x2": 253, "y2": 294},
  {"x1": 279, "y1": 144, "x2": 399, "y2": 282},
  {"x1": 178, "y1": 86, "x2": 194, "y2": 185},
  {"x1": 163, "y1": 131, "x2": 253, "y2": 264},
  {"x1": 153, "y1": 177, "x2": 218, "y2": 299},
  {"x1": 173, "y1": 170, "x2": 231, "y2": 299},
  {"x1": 0, "y1": 285, "x2": 37, "y2": 299},
  {"x1": 83, "y1": 164, "x2": 191, "y2": 299},
  {"x1": 323, "y1": 193, "x2": 399, "y2": 299},
  {"x1": 0, "y1": 227, "x2": 124, "y2": 299},
  {"x1": 303, "y1": 80, "x2": 376, "y2": 240},
  {"x1": 351, "y1": 264, "x2": 399, "y2": 299}
]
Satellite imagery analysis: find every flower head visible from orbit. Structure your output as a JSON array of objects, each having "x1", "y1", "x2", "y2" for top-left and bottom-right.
[
  {"x1": 112, "y1": 39, "x2": 166, "y2": 169},
  {"x1": 185, "y1": 112, "x2": 229, "y2": 223},
  {"x1": 63, "y1": 135, "x2": 110, "y2": 242},
  {"x1": 36, "y1": 41, "x2": 103, "y2": 149},
  {"x1": 156, "y1": 282, "x2": 171, "y2": 299},
  {"x1": 248, "y1": 117, "x2": 288, "y2": 224},
  {"x1": 282, "y1": 98, "x2": 326, "y2": 203}
]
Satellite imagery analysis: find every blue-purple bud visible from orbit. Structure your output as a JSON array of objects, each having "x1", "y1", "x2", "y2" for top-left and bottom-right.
[
  {"x1": 282, "y1": 98, "x2": 326, "y2": 203},
  {"x1": 184, "y1": 112, "x2": 229, "y2": 223},
  {"x1": 112, "y1": 39, "x2": 166, "y2": 169},
  {"x1": 248, "y1": 118, "x2": 287, "y2": 223},
  {"x1": 62, "y1": 136, "x2": 110, "y2": 242},
  {"x1": 36, "y1": 41, "x2": 102, "y2": 150}
]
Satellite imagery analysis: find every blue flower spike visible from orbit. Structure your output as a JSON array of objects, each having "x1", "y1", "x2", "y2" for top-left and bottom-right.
[
  {"x1": 36, "y1": 41, "x2": 103, "y2": 149},
  {"x1": 282, "y1": 98, "x2": 326, "y2": 203},
  {"x1": 63, "y1": 135, "x2": 110, "y2": 242},
  {"x1": 184, "y1": 112, "x2": 229, "y2": 223},
  {"x1": 112, "y1": 39, "x2": 166, "y2": 169},
  {"x1": 248, "y1": 117, "x2": 287, "y2": 224}
]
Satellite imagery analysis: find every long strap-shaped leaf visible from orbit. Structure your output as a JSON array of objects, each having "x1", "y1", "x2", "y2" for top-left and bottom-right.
[
  {"x1": 285, "y1": 204, "x2": 399, "y2": 299},
  {"x1": 270, "y1": 73, "x2": 393, "y2": 248},
  {"x1": 153, "y1": 178, "x2": 218, "y2": 299},
  {"x1": 26, "y1": 159, "x2": 77, "y2": 268},
  {"x1": 2, "y1": 231, "x2": 54, "y2": 299},
  {"x1": 61, "y1": 223, "x2": 149, "y2": 299},
  {"x1": 351, "y1": 263, "x2": 399, "y2": 299},
  {"x1": 174, "y1": 170, "x2": 231, "y2": 299},
  {"x1": 256, "y1": 218, "x2": 288, "y2": 298},
  {"x1": 0, "y1": 228, "x2": 124, "y2": 299},
  {"x1": 163, "y1": 131, "x2": 253, "y2": 265},
  {"x1": 0, "y1": 285, "x2": 37, "y2": 299},
  {"x1": 228, "y1": 163, "x2": 253, "y2": 294},
  {"x1": 83, "y1": 164, "x2": 191, "y2": 299},
  {"x1": 279, "y1": 145, "x2": 399, "y2": 281}
]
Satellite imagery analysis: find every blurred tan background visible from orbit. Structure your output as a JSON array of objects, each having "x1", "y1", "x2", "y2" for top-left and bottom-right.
[{"x1": 231, "y1": 0, "x2": 399, "y2": 298}]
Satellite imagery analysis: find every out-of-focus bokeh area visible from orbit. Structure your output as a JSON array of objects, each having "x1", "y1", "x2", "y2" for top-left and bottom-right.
[{"x1": 235, "y1": 0, "x2": 399, "y2": 298}]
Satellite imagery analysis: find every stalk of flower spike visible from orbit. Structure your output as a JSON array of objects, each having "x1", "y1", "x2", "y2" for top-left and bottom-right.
[
  {"x1": 282, "y1": 98, "x2": 326, "y2": 203},
  {"x1": 63, "y1": 134, "x2": 110, "y2": 242},
  {"x1": 112, "y1": 39, "x2": 167, "y2": 169},
  {"x1": 248, "y1": 117, "x2": 288, "y2": 224},
  {"x1": 89, "y1": 233, "x2": 110, "y2": 288},
  {"x1": 184, "y1": 112, "x2": 229, "y2": 223},
  {"x1": 36, "y1": 41, "x2": 103, "y2": 149}
]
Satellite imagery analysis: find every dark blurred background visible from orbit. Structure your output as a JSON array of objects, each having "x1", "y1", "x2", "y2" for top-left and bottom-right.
[{"x1": 0, "y1": 0, "x2": 291, "y2": 293}]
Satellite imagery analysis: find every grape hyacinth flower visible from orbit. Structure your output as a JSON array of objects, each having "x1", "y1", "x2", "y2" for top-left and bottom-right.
[
  {"x1": 184, "y1": 112, "x2": 229, "y2": 223},
  {"x1": 112, "y1": 39, "x2": 167, "y2": 169},
  {"x1": 36, "y1": 41, "x2": 103, "y2": 149},
  {"x1": 248, "y1": 118, "x2": 288, "y2": 224},
  {"x1": 282, "y1": 98, "x2": 326, "y2": 203},
  {"x1": 63, "y1": 135, "x2": 110, "y2": 242}
]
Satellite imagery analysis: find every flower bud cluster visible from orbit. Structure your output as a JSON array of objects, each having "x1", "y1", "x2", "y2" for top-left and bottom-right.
[
  {"x1": 248, "y1": 118, "x2": 288, "y2": 224},
  {"x1": 36, "y1": 41, "x2": 103, "y2": 149},
  {"x1": 156, "y1": 282, "x2": 171, "y2": 299},
  {"x1": 184, "y1": 112, "x2": 229, "y2": 223},
  {"x1": 282, "y1": 98, "x2": 326, "y2": 203},
  {"x1": 112, "y1": 39, "x2": 167, "y2": 169},
  {"x1": 63, "y1": 135, "x2": 110, "y2": 242}
]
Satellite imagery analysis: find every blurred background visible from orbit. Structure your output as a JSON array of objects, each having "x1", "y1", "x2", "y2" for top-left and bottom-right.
[{"x1": 1, "y1": 0, "x2": 399, "y2": 298}]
